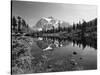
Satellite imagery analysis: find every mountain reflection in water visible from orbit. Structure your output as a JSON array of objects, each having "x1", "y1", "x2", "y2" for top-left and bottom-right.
[
  {"x1": 30, "y1": 36, "x2": 97, "y2": 72},
  {"x1": 34, "y1": 36, "x2": 97, "y2": 50}
]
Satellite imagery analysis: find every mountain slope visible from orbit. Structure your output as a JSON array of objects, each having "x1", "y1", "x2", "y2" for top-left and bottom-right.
[{"x1": 34, "y1": 16, "x2": 70, "y2": 31}]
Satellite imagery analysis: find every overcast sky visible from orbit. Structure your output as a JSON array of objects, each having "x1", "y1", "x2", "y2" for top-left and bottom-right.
[{"x1": 12, "y1": 1, "x2": 97, "y2": 27}]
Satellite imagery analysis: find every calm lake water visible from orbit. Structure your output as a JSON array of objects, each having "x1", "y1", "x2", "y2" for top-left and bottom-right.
[{"x1": 29, "y1": 36, "x2": 97, "y2": 71}]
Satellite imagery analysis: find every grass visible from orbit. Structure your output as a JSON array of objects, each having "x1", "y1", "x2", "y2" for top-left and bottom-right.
[{"x1": 12, "y1": 35, "x2": 84, "y2": 74}]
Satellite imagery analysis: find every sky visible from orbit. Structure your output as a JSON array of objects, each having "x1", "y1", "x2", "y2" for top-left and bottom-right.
[{"x1": 12, "y1": 1, "x2": 97, "y2": 27}]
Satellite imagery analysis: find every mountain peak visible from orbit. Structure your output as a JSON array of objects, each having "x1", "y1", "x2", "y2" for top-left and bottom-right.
[
  {"x1": 48, "y1": 16, "x2": 54, "y2": 19},
  {"x1": 41, "y1": 17, "x2": 51, "y2": 22},
  {"x1": 34, "y1": 16, "x2": 70, "y2": 31}
]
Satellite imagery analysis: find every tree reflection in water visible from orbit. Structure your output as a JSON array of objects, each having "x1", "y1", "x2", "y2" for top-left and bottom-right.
[
  {"x1": 35, "y1": 36, "x2": 97, "y2": 50},
  {"x1": 29, "y1": 36, "x2": 97, "y2": 73}
]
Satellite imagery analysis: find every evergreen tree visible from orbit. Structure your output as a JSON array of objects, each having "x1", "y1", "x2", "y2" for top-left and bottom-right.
[
  {"x1": 82, "y1": 19, "x2": 87, "y2": 31},
  {"x1": 58, "y1": 21, "x2": 61, "y2": 32},
  {"x1": 12, "y1": 16, "x2": 17, "y2": 31},
  {"x1": 52, "y1": 26, "x2": 55, "y2": 33},
  {"x1": 22, "y1": 19, "x2": 26, "y2": 27},
  {"x1": 17, "y1": 16, "x2": 21, "y2": 32},
  {"x1": 73, "y1": 22, "x2": 75, "y2": 30}
]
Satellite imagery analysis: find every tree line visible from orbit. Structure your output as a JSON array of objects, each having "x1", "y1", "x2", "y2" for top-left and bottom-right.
[
  {"x1": 36, "y1": 18, "x2": 97, "y2": 36},
  {"x1": 11, "y1": 16, "x2": 97, "y2": 38},
  {"x1": 12, "y1": 16, "x2": 29, "y2": 34}
]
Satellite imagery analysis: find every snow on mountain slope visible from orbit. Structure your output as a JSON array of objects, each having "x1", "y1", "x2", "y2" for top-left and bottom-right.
[{"x1": 34, "y1": 16, "x2": 70, "y2": 31}]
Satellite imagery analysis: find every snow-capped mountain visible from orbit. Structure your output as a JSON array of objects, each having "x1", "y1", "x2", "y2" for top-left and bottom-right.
[{"x1": 34, "y1": 16, "x2": 70, "y2": 31}]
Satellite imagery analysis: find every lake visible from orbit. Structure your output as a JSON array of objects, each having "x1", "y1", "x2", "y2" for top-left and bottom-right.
[{"x1": 29, "y1": 36, "x2": 97, "y2": 72}]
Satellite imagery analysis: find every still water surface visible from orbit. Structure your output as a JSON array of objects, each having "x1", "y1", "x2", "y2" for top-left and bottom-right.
[{"x1": 29, "y1": 36, "x2": 97, "y2": 71}]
